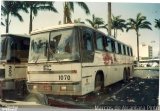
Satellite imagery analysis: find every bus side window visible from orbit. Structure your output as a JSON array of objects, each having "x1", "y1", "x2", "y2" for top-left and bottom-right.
[
  {"x1": 115, "y1": 42, "x2": 122, "y2": 54},
  {"x1": 121, "y1": 44, "x2": 124, "y2": 55},
  {"x1": 82, "y1": 29, "x2": 94, "y2": 51},
  {"x1": 126, "y1": 46, "x2": 130, "y2": 56},
  {"x1": 127, "y1": 47, "x2": 130, "y2": 56},
  {"x1": 96, "y1": 33, "x2": 104, "y2": 50},
  {"x1": 130, "y1": 48, "x2": 133, "y2": 56},
  {"x1": 111, "y1": 39, "x2": 115, "y2": 53},
  {"x1": 82, "y1": 28, "x2": 94, "y2": 62},
  {"x1": 123, "y1": 45, "x2": 126, "y2": 55},
  {"x1": 105, "y1": 37, "x2": 112, "y2": 52}
]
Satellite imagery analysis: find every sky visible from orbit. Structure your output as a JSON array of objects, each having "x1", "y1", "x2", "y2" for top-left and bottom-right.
[{"x1": 0, "y1": 0, "x2": 160, "y2": 58}]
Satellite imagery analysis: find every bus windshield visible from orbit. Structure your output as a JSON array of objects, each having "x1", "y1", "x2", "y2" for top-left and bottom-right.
[
  {"x1": 29, "y1": 28, "x2": 80, "y2": 63},
  {"x1": 0, "y1": 35, "x2": 30, "y2": 62},
  {"x1": 0, "y1": 36, "x2": 8, "y2": 60}
]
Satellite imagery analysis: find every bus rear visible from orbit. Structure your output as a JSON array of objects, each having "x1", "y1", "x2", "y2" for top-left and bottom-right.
[{"x1": 0, "y1": 34, "x2": 30, "y2": 97}]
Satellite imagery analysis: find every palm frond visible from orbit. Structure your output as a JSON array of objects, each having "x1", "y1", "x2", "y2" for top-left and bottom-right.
[
  {"x1": 126, "y1": 26, "x2": 135, "y2": 32},
  {"x1": 68, "y1": 2, "x2": 74, "y2": 12},
  {"x1": 77, "y1": 2, "x2": 90, "y2": 14},
  {"x1": 36, "y1": 6, "x2": 58, "y2": 12},
  {"x1": 139, "y1": 24, "x2": 152, "y2": 30},
  {"x1": 32, "y1": 7, "x2": 38, "y2": 16},
  {"x1": 155, "y1": 19, "x2": 160, "y2": 29},
  {"x1": 11, "y1": 12, "x2": 23, "y2": 22},
  {"x1": 86, "y1": 19, "x2": 94, "y2": 27}
]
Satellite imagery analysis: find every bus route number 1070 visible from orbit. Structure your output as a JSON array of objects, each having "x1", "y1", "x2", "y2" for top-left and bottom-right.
[{"x1": 59, "y1": 75, "x2": 70, "y2": 80}]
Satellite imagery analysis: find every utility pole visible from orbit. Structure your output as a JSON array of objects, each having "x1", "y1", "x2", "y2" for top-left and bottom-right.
[{"x1": 108, "y1": 2, "x2": 111, "y2": 36}]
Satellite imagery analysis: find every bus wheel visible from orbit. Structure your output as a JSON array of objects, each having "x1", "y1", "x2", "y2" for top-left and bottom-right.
[
  {"x1": 25, "y1": 93, "x2": 48, "y2": 105},
  {"x1": 123, "y1": 69, "x2": 128, "y2": 82},
  {"x1": 95, "y1": 74, "x2": 103, "y2": 92},
  {"x1": 127, "y1": 68, "x2": 130, "y2": 80}
]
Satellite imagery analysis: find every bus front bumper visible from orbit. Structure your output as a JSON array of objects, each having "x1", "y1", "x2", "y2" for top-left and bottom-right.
[
  {"x1": 27, "y1": 82, "x2": 82, "y2": 96},
  {"x1": 0, "y1": 79, "x2": 15, "y2": 90}
]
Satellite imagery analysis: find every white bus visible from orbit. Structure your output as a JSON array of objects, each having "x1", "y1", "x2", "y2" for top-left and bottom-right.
[
  {"x1": 0, "y1": 34, "x2": 30, "y2": 97},
  {"x1": 27, "y1": 24, "x2": 134, "y2": 97}
]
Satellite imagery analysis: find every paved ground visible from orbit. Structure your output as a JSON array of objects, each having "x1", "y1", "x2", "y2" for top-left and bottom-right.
[
  {"x1": 98, "y1": 78, "x2": 159, "y2": 110},
  {"x1": 0, "y1": 69, "x2": 159, "y2": 110},
  {"x1": 46, "y1": 77, "x2": 159, "y2": 110}
]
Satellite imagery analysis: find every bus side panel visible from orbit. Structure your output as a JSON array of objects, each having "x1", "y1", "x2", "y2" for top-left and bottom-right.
[{"x1": 81, "y1": 65, "x2": 95, "y2": 95}]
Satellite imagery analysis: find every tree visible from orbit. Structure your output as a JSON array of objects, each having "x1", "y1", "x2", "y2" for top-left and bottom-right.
[
  {"x1": 1, "y1": 1, "x2": 28, "y2": 33},
  {"x1": 1, "y1": 13, "x2": 5, "y2": 26},
  {"x1": 155, "y1": 19, "x2": 160, "y2": 29},
  {"x1": 126, "y1": 13, "x2": 152, "y2": 62},
  {"x1": 86, "y1": 14, "x2": 105, "y2": 29},
  {"x1": 111, "y1": 15, "x2": 126, "y2": 38},
  {"x1": 24, "y1": 1, "x2": 58, "y2": 33},
  {"x1": 63, "y1": 2, "x2": 90, "y2": 24}
]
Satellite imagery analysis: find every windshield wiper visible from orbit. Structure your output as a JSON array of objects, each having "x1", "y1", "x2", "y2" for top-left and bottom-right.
[
  {"x1": 34, "y1": 55, "x2": 40, "y2": 63},
  {"x1": 48, "y1": 48, "x2": 61, "y2": 63}
]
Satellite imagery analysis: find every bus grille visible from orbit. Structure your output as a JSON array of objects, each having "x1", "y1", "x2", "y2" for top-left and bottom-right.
[{"x1": 0, "y1": 69, "x2": 5, "y2": 78}]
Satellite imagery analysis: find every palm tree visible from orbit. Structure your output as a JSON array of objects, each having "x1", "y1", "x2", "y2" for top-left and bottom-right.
[
  {"x1": 126, "y1": 13, "x2": 152, "y2": 62},
  {"x1": 111, "y1": 15, "x2": 126, "y2": 38},
  {"x1": 99, "y1": 24, "x2": 108, "y2": 31},
  {"x1": 1, "y1": 13, "x2": 5, "y2": 26},
  {"x1": 1, "y1": 1, "x2": 28, "y2": 33},
  {"x1": 24, "y1": 1, "x2": 58, "y2": 33},
  {"x1": 63, "y1": 2, "x2": 90, "y2": 24},
  {"x1": 86, "y1": 14, "x2": 105, "y2": 29},
  {"x1": 155, "y1": 19, "x2": 160, "y2": 29}
]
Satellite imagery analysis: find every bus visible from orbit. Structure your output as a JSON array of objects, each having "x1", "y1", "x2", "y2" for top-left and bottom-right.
[
  {"x1": 27, "y1": 24, "x2": 134, "y2": 98},
  {"x1": 134, "y1": 59, "x2": 159, "y2": 67},
  {"x1": 0, "y1": 34, "x2": 30, "y2": 98}
]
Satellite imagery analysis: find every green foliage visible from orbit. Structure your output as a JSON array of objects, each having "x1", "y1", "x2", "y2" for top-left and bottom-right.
[
  {"x1": 1, "y1": 1, "x2": 28, "y2": 33},
  {"x1": 111, "y1": 15, "x2": 126, "y2": 38},
  {"x1": 155, "y1": 19, "x2": 160, "y2": 29},
  {"x1": 23, "y1": 1, "x2": 58, "y2": 33},
  {"x1": 126, "y1": 13, "x2": 152, "y2": 32},
  {"x1": 86, "y1": 14, "x2": 105, "y2": 29},
  {"x1": 126, "y1": 13, "x2": 152, "y2": 61},
  {"x1": 64, "y1": 2, "x2": 90, "y2": 24}
]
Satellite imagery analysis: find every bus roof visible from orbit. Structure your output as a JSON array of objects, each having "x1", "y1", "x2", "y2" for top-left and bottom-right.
[
  {"x1": 31, "y1": 23, "x2": 132, "y2": 48},
  {"x1": 1, "y1": 33, "x2": 30, "y2": 38},
  {"x1": 31, "y1": 23, "x2": 95, "y2": 34}
]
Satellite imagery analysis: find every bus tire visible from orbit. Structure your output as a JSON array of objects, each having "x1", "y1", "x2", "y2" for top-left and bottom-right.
[
  {"x1": 25, "y1": 93, "x2": 48, "y2": 105},
  {"x1": 94, "y1": 73, "x2": 104, "y2": 92},
  {"x1": 123, "y1": 69, "x2": 128, "y2": 82},
  {"x1": 127, "y1": 67, "x2": 130, "y2": 80}
]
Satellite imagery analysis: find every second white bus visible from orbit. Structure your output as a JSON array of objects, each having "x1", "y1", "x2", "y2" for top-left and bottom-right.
[{"x1": 0, "y1": 34, "x2": 30, "y2": 98}]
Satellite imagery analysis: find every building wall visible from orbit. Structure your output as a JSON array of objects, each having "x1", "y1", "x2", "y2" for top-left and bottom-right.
[{"x1": 139, "y1": 44, "x2": 152, "y2": 59}]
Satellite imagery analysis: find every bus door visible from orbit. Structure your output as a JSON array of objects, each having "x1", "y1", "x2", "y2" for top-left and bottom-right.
[{"x1": 80, "y1": 27, "x2": 95, "y2": 93}]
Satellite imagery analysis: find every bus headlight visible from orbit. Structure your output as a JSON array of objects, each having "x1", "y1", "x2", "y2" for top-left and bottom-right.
[
  {"x1": 33, "y1": 85, "x2": 37, "y2": 90},
  {"x1": 60, "y1": 86, "x2": 67, "y2": 91}
]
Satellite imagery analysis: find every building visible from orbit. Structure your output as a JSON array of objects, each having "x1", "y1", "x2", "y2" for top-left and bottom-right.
[{"x1": 139, "y1": 44, "x2": 153, "y2": 59}]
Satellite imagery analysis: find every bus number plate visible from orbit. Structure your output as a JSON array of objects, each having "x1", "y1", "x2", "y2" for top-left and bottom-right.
[{"x1": 59, "y1": 75, "x2": 70, "y2": 80}]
